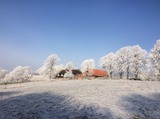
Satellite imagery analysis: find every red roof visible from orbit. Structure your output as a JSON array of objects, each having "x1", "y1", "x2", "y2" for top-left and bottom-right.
[{"x1": 92, "y1": 69, "x2": 108, "y2": 77}]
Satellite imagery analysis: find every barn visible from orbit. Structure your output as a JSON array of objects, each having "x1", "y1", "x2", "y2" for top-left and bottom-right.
[
  {"x1": 90, "y1": 69, "x2": 109, "y2": 78},
  {"x1": 84, "y1": 69, "x2": 109, "y2": 78}
]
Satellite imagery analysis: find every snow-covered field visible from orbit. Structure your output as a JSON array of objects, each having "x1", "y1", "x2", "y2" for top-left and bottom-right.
[{"x1": 0, "y1": 79, "x2": 160, "y2": 119}]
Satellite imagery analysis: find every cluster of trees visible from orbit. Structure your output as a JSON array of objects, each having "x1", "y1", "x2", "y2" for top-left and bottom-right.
[
  {"x1": 99, "y1": 46, "x2": 147, "y2": 79},
  {"x1": 0, "y1": 54, "x2": 76, "y2": 83},
  {"x1": 0, "y1": 39, "x2": 159, "y2": 83},
  {"x1": 99, "y1": 40, "x2": 160, "y2": 81},
  {"x1": 0, "y1": 66, "x2": 32, "y2": 83}
]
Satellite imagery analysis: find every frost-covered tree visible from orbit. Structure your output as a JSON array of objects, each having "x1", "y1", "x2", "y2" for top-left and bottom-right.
[
  {"x1": 116, "y1": 48, "x2": 127, "y2": 79},
  {"x1": 130, "y1": 45, "x2": 147, "y2": 79},
  {"x1": 99, "y1": 53, "x2": 116, "y2": 79},
  {"x1": 125, "y1": 47, "x2": 134, "y2": 79},
  {"x1": 64, "y1": 61, "x2": 74, "y2": 78},
  {"x1": 64, "y1": 71, "x2": 74, "y2": 78},
  {"x1": 65, "y1": 61, "x2": 74, "y2": 70},
  {"x1": 54, "y1": 64, "x2": 65, "y2": 76},
  {"x1": 140, "y1": 57, "x2": 153, "y2": 81},
  {"x1": 148, "y1": 39, "x2": 160, "y2": 80},
  {"x1": 0, "y1": 68, "x2": 8, "y2": 79},
  {"x1": 116, "y1": 46, "x2": 133, "y2": 79},
  {"x1": 32, "y1": 64, "x2": 64, "y2": 81},
  {"x1": 4, "y1": 66, "x2": 31, "y2": 83},
  {"x1": 37, "y1": 54, "x2": 59, "y2": 78},
  {"x1": 80, "y1": 59, "x2": 95, "y2": 75}
]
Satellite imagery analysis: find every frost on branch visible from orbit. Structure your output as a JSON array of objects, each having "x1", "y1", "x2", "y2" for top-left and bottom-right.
[
  {"x1": 64, "y1": 71, "x2": 74, "y2": 78},
  {"x1": 64, "y1": 62, "x2": 74, "y2": 78},
  {"x1": 37, "y1": 54, "x2": 60, "y2": 79},
  {"x1": 0, "y1": 68, "x2": 8, "y2": 79},
  {"x1": 54, "y1": 64, "x2": 65, "y2": 76},
  {"x1": 80, "y1": 59, "x2": 95, "y2": 76},
  {"x1": 116, "y1": 46, "x2": 136, "y2": 79},
  {"x1": 148, "y1": 39, "x2": 160, "y2": 80},
  {"x1": 4, "y1": 66, "x2": 31, "y2": 83},
  {"x1": 130, "y1": 45, "x2": 147, "y2": 79},
  {"x1": 100, "y1": 46, "x2": 147, "y2": 80},
  {"x1": 99, "y1": 53, "x2": 116, "y2": 79},
  {"x1": 65, "y1": 61, "x2": 74, "y2": 71}
]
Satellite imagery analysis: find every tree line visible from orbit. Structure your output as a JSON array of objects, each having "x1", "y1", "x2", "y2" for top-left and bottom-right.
[
  {"x1": 0, "y1": 39, "x2": 159, "y2": 83},
  {"x1": 99, "y1": 40, "x2": 160, "y2": 81}
]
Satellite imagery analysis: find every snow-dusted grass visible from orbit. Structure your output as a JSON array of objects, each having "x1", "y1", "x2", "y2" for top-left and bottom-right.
[{"x1": 0, "y1": 79, "x2": 160, "y2": 119}]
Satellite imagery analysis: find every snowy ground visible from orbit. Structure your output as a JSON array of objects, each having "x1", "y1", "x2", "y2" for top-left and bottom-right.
[{"x1": 0, "y1": 79, "x2": 160, "y2": 119}]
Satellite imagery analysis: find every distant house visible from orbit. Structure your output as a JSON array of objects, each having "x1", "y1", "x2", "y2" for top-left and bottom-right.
[
  {"x1": 92, "y1": 69, "x2": 109, "y2": 78},
  {"x1": 84, "y1": 69, "x2": 109, "y2": 78},
  {"x1": 56, "y1": 69, "x2": 83, "y2": 79},
  {"x1": 72, "y1": 69, "x2": 84, "y2": 79},
  {"x1": 56, "y1": 70, "x2": 66, "y2": 78}
]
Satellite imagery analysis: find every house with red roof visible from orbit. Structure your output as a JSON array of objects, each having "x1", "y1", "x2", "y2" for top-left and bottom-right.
[
  {"x1": 92, "y1": 69, "x2": 109, "y2": 78},
  {"x1": 85, "y1": 69, "x2": 109, "y2": 78}
]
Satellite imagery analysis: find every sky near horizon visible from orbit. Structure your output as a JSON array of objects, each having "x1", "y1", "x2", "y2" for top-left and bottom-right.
[{"x1": 0, "y1": 0, "x2": 160, "y2": 71}]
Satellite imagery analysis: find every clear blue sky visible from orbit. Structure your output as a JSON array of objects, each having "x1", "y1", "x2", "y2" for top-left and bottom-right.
[{"x1": 0, "y1": 0, "x2": 160, "y2": 71}]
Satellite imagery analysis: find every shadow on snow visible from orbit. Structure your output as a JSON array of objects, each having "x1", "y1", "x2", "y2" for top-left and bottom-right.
[
  {"x1": 120, "y1": 93, "x2": 160, "y2": 119},
  {"x1": 0, "y1": 91, "x2": 21, "y2": 97},
  {"x1": 0, "y1": 91, "x2": 160, "y2": 119},
  {"x1": 0, "y1": 92, "x2": 114, "y2": 119}
]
